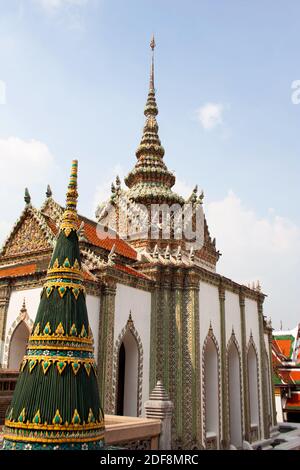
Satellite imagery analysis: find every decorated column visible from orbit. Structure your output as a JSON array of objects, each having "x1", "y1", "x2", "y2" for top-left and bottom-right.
[
  {"x1": 219, "y1": 282, "x2": 229, "y2": 448},
  {"x1": 3, "y1": 160, "x2": 105, "y2": 450},
  {"x1": 0, "y1": 281, "x2": 11, "y2": 367},
  {"x1": 239, "y1": 289, "x2": 250, "y2": 441},
  {"x1": 257, "y1": 295, "x2": 269, "y2": 438}
]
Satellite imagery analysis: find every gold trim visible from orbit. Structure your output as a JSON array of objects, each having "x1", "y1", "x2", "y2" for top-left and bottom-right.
[
  {"x1": 5, "y1": 420, "x2": 104, "y2": 431},
  {"x1": 46, "y1": 273, "x2": 83, "y2": 282},
  {"x1": 27, "y1": 344, "x2": 93, "y2": 352},
  {"x1": 29, "y1": 334, "x2": 92, "y2": 344},
  {"x1": 2, "y1": 434, "x2": 105, "y2": 444},
  {"x1": 24, "y1": 355, "x2": 95, "y2": 364}
]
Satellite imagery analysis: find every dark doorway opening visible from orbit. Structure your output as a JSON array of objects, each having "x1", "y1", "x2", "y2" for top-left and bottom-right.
[{"x1": 116, "y1": 342, "x2": 125, "y2": 415}]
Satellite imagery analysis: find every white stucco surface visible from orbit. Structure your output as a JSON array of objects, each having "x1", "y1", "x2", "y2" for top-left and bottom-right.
[
  {"x1": 86, "y1": 294, "x2": 100, "y2": 360},
  {"x1": 225, "y1": 291, "x2": 241, "y2": 345},
  {"x1": 2, "y1": 288, "x2": 101, "y2": 364},
  {"x1": 199, "y1": 281, "x2": 220, "y2": 347},
  {"x1": 115, "y1": 284, "x2": 151, "y2": 414}
]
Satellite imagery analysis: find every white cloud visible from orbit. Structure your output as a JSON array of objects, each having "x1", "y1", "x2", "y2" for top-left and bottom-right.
[
  {"x1": 0, "y1": 137, "x2": 55, "y2": 186},
  {"x1": 33, "y1": 0, "x2": 90, "y2": 29},
  {"x1": 0, "y1": 137, "x2": 56, "y2": 245},
  {"x1": 173, "y1": 178, "x2": 194, "y2": 199},
  {"x1": 93, "y1": 164, "x2": 124, "y2": 213},
  {"x1": 33, "y1": 0, "x2": 88, "y2": 11},
  {"x1": 196, "y1": 103, "x2": 223, "y2": 130},
  {"x1": 205, "y1": 191, "x2": 300, "y2": 329}
]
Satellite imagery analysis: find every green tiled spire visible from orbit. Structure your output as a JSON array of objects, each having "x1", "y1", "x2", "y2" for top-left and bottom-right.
[{"x1": 3, "y1": 161, "x2": 105, "y2": 450}]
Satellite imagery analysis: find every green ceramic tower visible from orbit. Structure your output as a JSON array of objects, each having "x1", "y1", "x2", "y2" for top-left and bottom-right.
[{"x1": 3, "y1": 160, "x2": 105, "y2": 450}]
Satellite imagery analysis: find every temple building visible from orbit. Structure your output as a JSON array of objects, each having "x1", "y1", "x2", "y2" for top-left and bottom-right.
[
  {"x1": 0, "y1": 39, "x2": 276, "y2": 449},
  {"x1": 272, "y1": 325, "x2": 300, "y2": 423}
]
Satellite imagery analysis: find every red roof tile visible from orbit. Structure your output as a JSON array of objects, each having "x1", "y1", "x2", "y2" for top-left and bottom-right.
[
  {"x1": 115, "y1": 263, "x2": 150, "y2": 280},
  {"x1": 274, "y1": 338, "x2": 294, "y2": 360},
  {"x1": 82, "y1": 219, "x2": 137, "y2": 260},
  {"x1": 45, "y1": 215, "x2": 137, "y2": 261},
  {"x1": 0, "y1": 263, "x2": 37, "y2": 278},
  {"x1": 285, "y1": 393, "x2": 300, "y2": 409}
]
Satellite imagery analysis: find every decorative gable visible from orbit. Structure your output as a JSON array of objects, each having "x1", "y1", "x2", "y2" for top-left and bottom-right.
[
  {"x1": 1, "y1": 209, "x2": 54, "y2": 257},
  {"x1": 41, "y1": 197, "x2": 64, "y2": 225}
]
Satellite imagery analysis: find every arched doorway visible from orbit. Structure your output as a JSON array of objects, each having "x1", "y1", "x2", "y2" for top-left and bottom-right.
[
  {"x1": 228, "y1": 340, "x2": 242, "y2": 448},
  {"x1": 8, "y1": 321, "x2": 30, "y2": 370},
  {"x1": 116, "y1": 330, "x2": 139, "y2": 416},
  {"x1": 247, "y1": 344, "x2": 259, "y2": 440},
  {"x1": 203, "y1": 336, "x2": 220, "y2": 448}
]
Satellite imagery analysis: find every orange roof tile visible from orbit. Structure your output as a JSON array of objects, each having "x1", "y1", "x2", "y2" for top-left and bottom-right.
[
  {"x1": 0, "y1": 263, "x2": 37, "y2": 278},
  {"x1": 285, "y1": 393, "x2": 300, "y2": 409},
  {"x1": 115, "y1": 263, "x2": 150, "y2": 280},
  {"x1": 45, "y1": 215, "x2": 137, "y2": 261},
  {"x1": 274, "y1": 338, "x2": 294, "y2": 359},
  {"x1": 79, "y1": 217, "x2": 137, "y2": 261}
]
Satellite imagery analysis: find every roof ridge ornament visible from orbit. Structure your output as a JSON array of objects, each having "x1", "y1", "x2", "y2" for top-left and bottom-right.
[
  {"x1": 24, "y1": 188, "x2": 31, "y2": 205},
  {"x1": 46, "y1": 184, "x2": 52, "y2": 198}
]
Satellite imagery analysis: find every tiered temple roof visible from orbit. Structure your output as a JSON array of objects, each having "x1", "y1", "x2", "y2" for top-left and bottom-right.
[
  {"x1": 124, "y1": 36, "x2": 183, "y2": 206},
  {"x1": 272, "y1": 325, "x2": 300, "y2": 413}
]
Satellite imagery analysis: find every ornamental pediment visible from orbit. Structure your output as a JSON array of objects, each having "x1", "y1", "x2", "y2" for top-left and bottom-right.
[{"x1": 1, "y1": 209, "x2": 55, "y2": 257}]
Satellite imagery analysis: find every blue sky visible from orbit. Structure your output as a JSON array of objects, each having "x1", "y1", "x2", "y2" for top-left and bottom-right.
[{"x1": 0, "y1": 0, "x2": 299, "y2": 328}]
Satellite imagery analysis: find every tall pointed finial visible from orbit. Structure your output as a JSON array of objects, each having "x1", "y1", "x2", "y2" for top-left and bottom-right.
[
  {"x1": 46, "y1": 184, "x2": 52, "y2": 198},
  {"x1": 60, "y1": 160, "x2": 79, "y2": 237},
  {"x1": 150, "y1": 34, "x2": 155, "y2": 91},
  {"x1": 24, "y1": 188, "x2": 31, "y2": 205}
]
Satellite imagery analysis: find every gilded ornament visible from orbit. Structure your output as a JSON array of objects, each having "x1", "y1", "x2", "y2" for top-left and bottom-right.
[
  {"x1": 56, "y1": 361, "x2": 67, "y2": 375},
  {"x1": 71, "y1": 409, "x2": 81, "y2": 425},
  {"x1": 41, "y1": 360, "x2": 51, "y2": 375},
  {"x1": 29, "y1": 359, "x2": 37, "y2": 373},
  {"x1": 69, "y1": 323, "x2": 77, "y2": 336},
  {"x1": 43, "y1": 322, "x2": 51, "y2": 335},
  {"x1": 55, "y1": 322, "x2": 65, "y2": 336},
  {"x1": 18, "y1": 409, "x2": 26, "y2": 423},
  {"x1": 33, "y1": 410, "x2": 41, "y2": 425},
  {"x1": 52, "y1": 410, "x2": 62, "y2": 425},
  {"x1": 71, "y1": 362, "x2": 80, "y2": 375},
  {"x1": 33, "y1": 323, "x2": 40, "y2": 336}
]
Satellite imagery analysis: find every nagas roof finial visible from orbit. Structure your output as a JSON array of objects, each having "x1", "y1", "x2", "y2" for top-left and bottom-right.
[
  {"x1": 24, "y1": 188, "x2": 31, "y2": 205},
  {"x1": 60, "y1": 160, "x2": 79, "y2": 237},
  {"x1": 46, "y1": 184, "x2": 52, "y2": 198}
]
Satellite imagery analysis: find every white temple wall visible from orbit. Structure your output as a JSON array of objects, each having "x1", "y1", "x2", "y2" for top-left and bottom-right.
[
  {"x1": 224, "y1": 291, "x2": 241, "y2": 344},
  {"x1": 199, "y1": 281, "x2": 221, "y2": 443},
  {"x1": 199, "y1": 281, "x2": 221, "y2": 346},
  {"x1": 275, "y1": 394, "x2": 284, "y2": 422},
  {"x1": 85, "y1": 294, "x2": 101, "y2": 360},
  {"x1": 244, "y1": 298, "x2": 260, "y2": 347},
  {"x1": 264, "y1": 334, "x2": 270, "y2": 356},
  {"x1": 2, "y1": 287, "x2": 101, "y2": 366},
  {"x1": 115, "y1": 283, "x2": 151, "y2": 415},
  {"x1": 2, "y1": 288, "x2": 41, "y2": 367},
  {"x1": 244, "y1": 298, "x2": 266, "y2": 435}
]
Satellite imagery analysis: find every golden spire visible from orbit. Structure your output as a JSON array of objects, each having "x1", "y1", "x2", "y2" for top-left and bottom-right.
[
  {"x1": 60, "y1": 160, "x2": 79, "y2": 237},
  {"x1": 149, "y1": 34, "x2": 155, "y2": 91},
  {"x1": 124, "y1": 36, "x2": 183, "y2": 205},
  {"x1": 145, "y1": 35, "x2": 158, "y2": 117}
]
